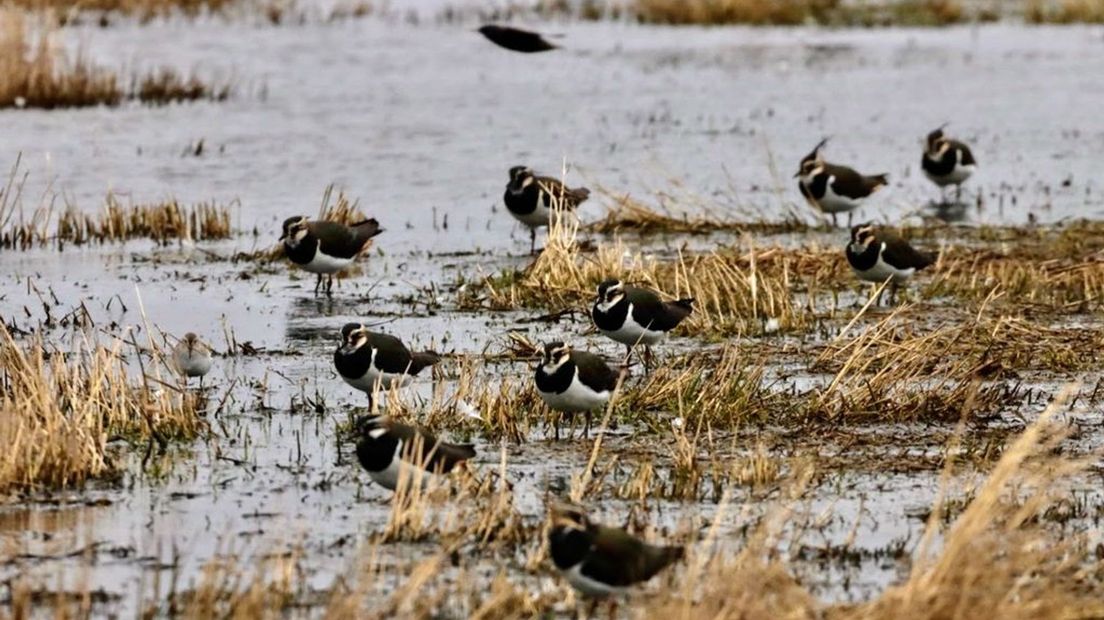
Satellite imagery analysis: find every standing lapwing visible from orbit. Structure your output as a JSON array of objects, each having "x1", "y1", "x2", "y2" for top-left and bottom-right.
[
  {"x1": 171, "y1": 332, "x2": 213, "y2": 388},
  {"x1": 354, "y1": 414, "x2": 475, "y2": 492},
  {"x1": 591, "y1": 279, "x2": 693, "y2": 368},
  {"x1": 503, "y1": 166, "x2": 590, "y2": 254},
  {"x1": 535, "y1": 342, "x2": 621, "y2": 440},
  {"x1": 796, "y1": 139, "x2": 888, "y2": 227},
  {"x1": 477, "y1": 24, "x2": 558, "y2": 53},
  {"x1": 548, "y1": 501, "x2": 683, "y2": 614},
  {"x1": 846, "y1": 224, "x2": 935, "y2": 304},
  {"x1": 279, "y1": 216, "x2": 381, "y2": 296},
  {"x1": 922, "y1": 125, "x2": 977, "y2": 202},
  {"x1": 334, "y1": 323, "x2": 440, "y2": 408}
]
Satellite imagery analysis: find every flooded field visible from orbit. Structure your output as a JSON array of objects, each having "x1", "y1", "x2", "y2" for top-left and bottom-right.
[{"x1": 3, "y1": 4, "x2": 1104, "y2": 618}]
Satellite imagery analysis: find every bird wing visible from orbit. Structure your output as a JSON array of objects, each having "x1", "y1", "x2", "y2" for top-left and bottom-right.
[
  {"x1": 627, "y1": 287, "x2": 693, "y2": 332},
  {"x1": 535, "y1": 176, "x2": 589, "y2": 209},
  {"x1": 367, "y1": 332, "x2": 413, "y2": 373},
  {"x1": 880, "y1": 233, "x2": 935, "y2": 270},
  {"x1": 571, "y1": 351, "x2": 620, "y2": 393},
  {"x1": 309, "y1": 221, "x2": 370, "y2": 259},
  {"x1": 585, "y1": 525, "x2": 680, "y2": 587},
  {"x1": 825, "y1": 164, "x2": 887, "y2": 199},
  {"x1": 392, "y1": 422, "x2": 476, "y2": 473},
  {"x1": 951, "y1": 140, "x2": 977, "y2": 166},
  {"x1": 798, "y1": 180, "x2": 819, "y2": 209}
]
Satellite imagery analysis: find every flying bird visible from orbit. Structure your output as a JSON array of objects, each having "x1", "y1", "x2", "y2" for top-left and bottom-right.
[{"x1": 477, "y1": 24, "x2": 558, "y2": 53}]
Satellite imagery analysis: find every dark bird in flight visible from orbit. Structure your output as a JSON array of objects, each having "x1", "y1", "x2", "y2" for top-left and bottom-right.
[{"x1": 477, "y1": 24, "x2": 558, "y2": 53}]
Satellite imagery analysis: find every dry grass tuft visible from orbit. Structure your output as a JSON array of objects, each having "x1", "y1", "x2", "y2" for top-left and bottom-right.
[
  {"x1": 586, "y1": 191, "x2": 807, "y2": 236},
  {"x1": 1027, "y1": 0, "x2": 1104, "y2": 22},
  {"x1": 55, "y1": 194, "x2": 235, "y2": 246},
  {"x1": 0, "y1": 10, "x2": 232, "y2": 109},
  {"x1": 0, "y1": 325, "x2": 205, "y2": 494},
  {"x1": 0, "y1": 10, "x2": 120, "y2": 109}
]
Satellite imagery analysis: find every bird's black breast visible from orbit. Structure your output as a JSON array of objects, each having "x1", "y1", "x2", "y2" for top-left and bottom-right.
[
  {"x1": 549, "y1": 527, "x2": 592, "y2": 570},
  {"x1": 922, "y1": 150, "x2": 957, "y2": 177},
  {"x1": 283, "y1": 236, "x2": 318, "y2": 266},
  {"x1": 535, "y1": 361, "x2": 575, "y2": 395},
  {"x1": 504, "y1": 186, "x2": 540, "y2": 216},
  {"x1": 355, "y1": 433, "x2": 399, "y2": 473},
  {"x1": 592, "y1": 298, "x2": 629, "y2": 332},
  {"x1": 334, "y1": 347, "x2": 372, "y2": 380},
  {"x1": 806, "y1": 173, "x2": 829, "y2": 200},
  {"x1": 846, "y1": 244, "x2": 880, "y2": 271}
]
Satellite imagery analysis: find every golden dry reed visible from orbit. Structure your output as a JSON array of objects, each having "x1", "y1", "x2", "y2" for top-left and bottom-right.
[
  {"x1": 0, "y1": 10, "x2": 232, "y2": 109},
  {"x1": 0, "y1": 324, "x2": 205, "y2": 494},
  {"x1": 56, "y1": 193, "x2": 235, "y2": 246},
  {"x1": 630, "y1": 0, "x2": 969, "y2": 25},
  {"x1": 0, "y1": 10, "x2": 121, "y2": 109}
]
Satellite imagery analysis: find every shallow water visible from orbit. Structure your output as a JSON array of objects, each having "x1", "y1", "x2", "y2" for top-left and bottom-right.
[{"x1": 3, "y1": 11, "x2": 1104, "y2": 616}]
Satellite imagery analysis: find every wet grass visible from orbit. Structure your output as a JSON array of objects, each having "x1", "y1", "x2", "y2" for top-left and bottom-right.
[
  {"x1": 0, "y1": 10, "x2": 232, "y2": 109},
  {"x1": 0, "y1": 324, "x2": 206, "y2": 495}
]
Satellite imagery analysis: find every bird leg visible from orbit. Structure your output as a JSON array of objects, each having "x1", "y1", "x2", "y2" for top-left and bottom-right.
[
  {"x1": 313, "y1": 274, "x2": 323, "y2": 295},
  {"x1": 831, "y1": 213, "x2": 838, "y2": 228},
  {"x1": 553, "y1": 413, "x2": 560, "y2": 441},
  {"x1": 530, "y1": 229, "x2": 537, "y2": 255},
  {"x1": 325, "y1": 275, "x2": 335, "y2": 297},
  {"x1": 643, "y1": 346, "x2": 655, "y2": 374},
  {"x1": 584, "y1": 411, "x2": 592, "y2": 439},
  {"x1": 889, "y1": 281, "x2": 900, "y2": 305},
  {"x1": 955, "y1": 183, "x2": 963, "y2": 203}
]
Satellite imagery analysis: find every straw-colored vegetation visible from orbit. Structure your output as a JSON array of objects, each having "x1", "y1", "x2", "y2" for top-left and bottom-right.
[
  {"x1": 631, "y1": 0, "x2": 972, "y2": 26},
  {"x1": 8, "y1": 402, "x2": 1101, "y2": 618},
  {"x1": 0, "y1": 325, "x2": 205, "y2": 494},
  {"x1": 586, "y1": 190, "x2": 807, "y2": 236},
  {"x1": 1027, "y1": 0, "x2": 1104, "y2": 22},
  {"x1": 8, "y1": 0, "x2": 239, "y2": 20},
  {"x1": 0, "y1": 10, "x2": 231, "y2": 109}
]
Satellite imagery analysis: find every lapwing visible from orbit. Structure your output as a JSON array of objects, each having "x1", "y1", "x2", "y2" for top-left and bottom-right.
[
  {"x1": 171, "y1": 332, "x2": 212, "y2": 387},
  {"x1": 846, "y1": 224, "x2": 935, "y2": 304},
  {"x1": 922, "y1": 125, "x2": 977, "y2": 202},
  {"x1": 503, "y1": 166, "x2": 590, "y2": 254},
  {"x1": 535, "y1": 342, "x2": 621, "y2": 440},
  {"x1": 548, "y1": 502, "x2": 683, "y2": 612},
  {"x1": 354, "y1": 414, "x2": 475, "y2": 492},
  {"x1": 591, "y1": 279, "x2": 693, "y2": 368},
  {"x1": 796, "y1": 139, "x2": 888, "y2": 227},
  {"x1": 279, "y1": 216, "x2": 382, "y2": 296},
  {"x1": 334, "y1": 323, "x2": 440, "y2": 407},
  {"x1": 477, "y1": 24, "x2": 558, "y2": 53}
]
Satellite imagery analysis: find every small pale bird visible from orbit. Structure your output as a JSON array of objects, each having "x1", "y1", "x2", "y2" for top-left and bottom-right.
[{"x1": 171, "y1": 332, "x2": 212, "y2": 387}]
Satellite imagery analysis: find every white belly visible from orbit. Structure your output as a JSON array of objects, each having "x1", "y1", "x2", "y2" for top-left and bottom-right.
[
  {"x1": 599, "y1": 307, "x2": 667, "y2": 347},
  {"x1": 538, "y1": 373, "x2": 610, "y2": 413},
  {"x1": 300, "y1": 251, "x2": 353, "y2": 274},
  {"x1": 368, "y1": 444, "x2": 430, "y2": 491},
  {"x1": 924, "y1": 163, "x2": 974, "y2": 187},
  {"x1": 563, "y1": 564, "x2": 624, "y2": 598},
  {"x1": 341, "y1": 369, "x2": 412, "y2": 394},
  {"x1": 817, "y1": 178, "x2": 863, "y2": 214},
  {"x1": 509, "y1": 202, "x2": 551, "y2": 229},
  {"x1": 854, "y1": 256, "x2": 915, "y2": 284},
  {"x1": 173, "y1": 351, "x2": 212, "y2": 377}
]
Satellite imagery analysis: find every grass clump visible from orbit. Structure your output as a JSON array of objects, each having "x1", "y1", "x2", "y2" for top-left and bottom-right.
[
  {"x1": 630, "y1": 0, "x2": 971, "y2": 26},
  {"x1": 0, "y1": 10, "x2": 232, "y2": 109},
  {"x1": 55, "y1": 194, "x2": 235, "y2": 246},
  {"x1": 586, "y1": 190, "x2": 808, "y2": 237},
  {"x1": 0, "y1": 325, "x2": 205, "y2": 494},
  {"x1": 1027, "y1": 0, "x2": 1104, "y2": 22}
]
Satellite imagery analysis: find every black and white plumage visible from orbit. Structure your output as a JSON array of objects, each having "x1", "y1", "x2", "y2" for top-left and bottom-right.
[
  {"x1": 477, "y1": 24, "x2": 558, "y2": 53},
  {"x1": 354, "y1": 415, "x2": 475, "y2": 491},
  {"x1": 534, "y1": 342, "x2": 621, "y2": 439},
  {"x1": 591, "y1": 279, "x2": 693, "y2": 366},
  {"x1": 334, "y1": 323, "x2": 440, "y2": 405},
  {"x1": 548, "y1": 502, "x2": 683, "y2": 603},
  {"x1": 796, "y1": 139, "x2": 888, "y2": 228},
  {"x1": 503, "y1": 166, "x2": 590, "y2": 254},
  {"x1": 279, "y1": 216, "x2": 382, "y2": 295},
  {"x1": 846, "y1": 224, "x2": 935, "y2": 304},
  {"x1": 922, "y1": 126, "x2": 977, "y2": 201}
]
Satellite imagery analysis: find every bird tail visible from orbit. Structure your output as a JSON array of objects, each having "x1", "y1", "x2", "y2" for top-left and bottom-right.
[
  {"x1": 410, "y1": 351, "x2": 442, "y2": 374},
  {"x1": 642, "y1": 544, "x2": 685, "y2": 580},
  {"x1": 868, "y1": 174, "x2": 889, "y2": 191},
  {"x1": 351, "y1": 218, "x2": 383, "y2": 242},
  {"x1": 674, "y1": 298, "x2": 695, "y2": 314}
]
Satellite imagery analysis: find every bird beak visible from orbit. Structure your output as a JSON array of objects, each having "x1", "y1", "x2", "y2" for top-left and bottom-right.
[
  {"x1": 339, "y1": 342, "x2": 358, "y2": 355},
  {"x1": 792, "y1": 171, "x2": 801, "y2": 178}
]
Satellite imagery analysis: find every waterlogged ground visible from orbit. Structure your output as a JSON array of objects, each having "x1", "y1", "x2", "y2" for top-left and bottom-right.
[{"x1": 3, "y1": 9, "x2": 1104, "y2": 617}]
